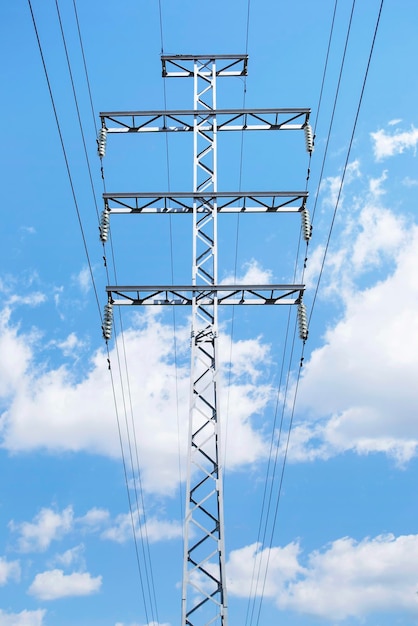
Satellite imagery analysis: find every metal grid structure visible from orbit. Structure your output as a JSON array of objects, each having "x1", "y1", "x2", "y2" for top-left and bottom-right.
[{"x1": 100, "y1": 54, "x2": 311, "y2": 626}]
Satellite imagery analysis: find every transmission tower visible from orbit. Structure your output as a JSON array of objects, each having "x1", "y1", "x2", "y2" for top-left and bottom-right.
[{"x1": 99, "y1": 54, "x2": 311, "y2": 626}]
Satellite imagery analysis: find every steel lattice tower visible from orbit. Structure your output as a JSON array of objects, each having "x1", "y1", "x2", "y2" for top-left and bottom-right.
[{"x1": 99, "y1": 54, "x2": 311, "y2": 626}]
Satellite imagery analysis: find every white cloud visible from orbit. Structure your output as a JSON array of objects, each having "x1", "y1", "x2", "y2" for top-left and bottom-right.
[
  {"x1": 219, "y1": 335, "x2": 269, "y2": 382},
  {"x1": 28, "y1": 568, "x2": 102, "y2": 600},
  {"x1": 388, "y1": 118, "x2": 402, "y2": 126},
  {"x1": 402, "y1": 176, "x2": 418, "y2": 187},
  {"x1": 54, "y1": 332, "x2": 86, "y2": 357},
  {"x1": 371, "y1": 125, "x2": 418, "y2": 160},
  {"x1": 101, "y1": 511, "x2": 181, "y2": 544},
  {"x1": 10, "y1": 506, "x2": 74, "y2": 552},
  {"x1": 227, "y1": 541, "x2": 303, "y2": 598},
  {"x1": 0, "y1": 308, "x2": 33, "y2": 399},
  {"x1": 0, "y1": 610, "x2": 46, "y2": 626},
  {"x1": 291, "y1": 159, "x2": 418, "y2": 463},
  {"x1": 221, "y1": 259, "x2": 273, "y2": 284},
  {"x1": 0, "y1": 308, "x2": 273, "y2": 494},
  {"x1": 76, "y1": 507, "x2": 110, "y2": 530},
  {"x1": 0, "y1": 557, "x2": 20, "y2": 585},
  {"x1": 7, "y1": 293, "x2": 46, "y2": 307},
  {"x1": 52, "y1": 544, "x2": 85, "y2": 569},
  {"x1": 294, "y1": 223, "x2": 418, "y2": 463},
  {"x1": 73, "y1": 266, "x2": 91, "y2": 294},
  {"x1": 227, "y1": 534, "x2": 418, "y2": 621},
  {"x1": 280, "y1": 534, "x2": 418, "y2": 620},
  {"x1": 319, "y1": 160, "x2": 361, "y2": 210}
]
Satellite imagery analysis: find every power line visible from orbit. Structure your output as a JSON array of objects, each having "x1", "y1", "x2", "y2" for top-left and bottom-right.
[
  {"x1": 310, "y1": 0, "x2": 356, "y2": 224},
  {"x1": 72, "y1": 0, "x2": 97, "y2": 133},
  {"x1": 54, "y1": 0, "x2": 100, "y2": 223},
  {"x1": 309, "y1": 0, "x2": 385, "y2": 321},
  {"x1": 106, "y1": 348, "x2": 153, "y2": 626},
  {"x1": 27, "y1": 0, "x2": 101, "y2": 319},
  {"x1": 64, "y1": 2, "x2": 159, "y2": 617},
  {"x1": 29, "y1": 1, "x2": 159, "y2": 619},
  {"x1": 247, "y1": 1, "x2": 385, "y2": 622}
]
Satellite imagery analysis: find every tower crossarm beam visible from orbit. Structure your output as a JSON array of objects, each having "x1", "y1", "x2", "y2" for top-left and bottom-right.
[
  {"x1": 106, "y1": 284, "x2": 305, "y2": 306},
  {"x1": 103, "y1": 191, "x2": 308, "y2": 214},
  {"x1": 161, "y1": 54, "x2": 248, "y2": 77},
  {"x1": 99, "y1": 108, "x2": 311, "y2": 133}
]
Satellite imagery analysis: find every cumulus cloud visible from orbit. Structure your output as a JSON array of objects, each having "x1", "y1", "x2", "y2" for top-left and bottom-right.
[
  {"x1": 0, "y1": 308, "x2": 33, "y2": 399},
  {"x1": 294, "y1": 222, "x2": 418, "y2": 463},
  {"x1": 0, "y1": 557, "x2": 20, "y2": 585},
  {"x1": 0, "y1": 610, "x2": 46, "y2": 626},
  {"x1": 227, "y1": 534, "x2": 418, "y2": 620},
  {"x1": 10, "y1": 506, "x2": 74, "y2": 553},
  {"x1": 281, "y1": 534, "x2": 418, "y2": 620},
  {"x1": 371, "y1": 125, "x2": 418, "y2": 160},
  {"x1": 10, "y1": 504, "x2": 181, "y2": 557},
  {"x1": 0, "y1": 308, "x2": 273, "y2": 494},
  {"x1": 28, "y1": 569, "x2": 102, "y2": 600},
  {"x1": 227, "y1": 541, "x2": 303, "y2": 598},
  {"x1": 292, "y1": 156, "x2": 418, "y2": 464}
]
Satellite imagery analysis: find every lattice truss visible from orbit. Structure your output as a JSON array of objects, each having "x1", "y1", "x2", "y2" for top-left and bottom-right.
[{"x1": 99, "y1": 54, "x2": 312, "y2": 626}]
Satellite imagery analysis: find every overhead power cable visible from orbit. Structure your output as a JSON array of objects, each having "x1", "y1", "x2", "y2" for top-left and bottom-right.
[
  {"x1": 249, "y1": 1, "x2": 385, "y2": 624},
  {"x1": 309, "y1": 0, "x2": 385, "y2": 321},
  {"x1": 62, "y1": 2, "x2": 159, "y2": 619},
  {"x1": 105, "y1": 347, "x2": 153, "y2": 626},
  {"x1": 72, "y1": 0, "x2": 97, "y2": 133},
  {"x1": 29, "y1": 0, "x2": 159, "y2": 620},
  {"x1": 27, "y1": 0, "x2": 101, "y2": 319},
  {"x1": 54, "y1": 0, "x2": 100, "y2": 224},
  {"x1": 313, "y1": 0, "x2": 339, "y2": 136},
  {"x1": 310, "y1": 0, "x2": 356, "y2": 224}
]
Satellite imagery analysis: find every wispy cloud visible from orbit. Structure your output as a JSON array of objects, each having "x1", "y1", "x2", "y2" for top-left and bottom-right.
[
  {"x1": 371, "y1": 125, "x2": 418, "y2": 160},
  {"x1": 0, "y1": 609, "x2": 46, "y2": 626},
  {"x1": 0, "y1": 556, "x2": 21, "y2": 585},
  {"x1": 51, "y1": 544, "x2": 85, "y2": 569},
  {"x1": 101, "y1": 511, "x2": 182, "y2": 544}
]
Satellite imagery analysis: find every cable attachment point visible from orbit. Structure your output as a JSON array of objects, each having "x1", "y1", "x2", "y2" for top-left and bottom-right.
[
  {"x1": 297, "y1": 301, "x2": 309, "y2": 341},
  {"x1": 97, "y1": 127, "x2": 107, "y2": 158},
  {"x1": 99, "y1": 207, "x2": 110, "y2": 242},
  {"x1": 301, "y1": 207, "x2": 312, "y2": 241},
  {"x1": 304, "y1": 123, "x2": 314, "y2": 153},
  {"x1": 102, "y1": 301, "x2": 113, "y2": 341}
]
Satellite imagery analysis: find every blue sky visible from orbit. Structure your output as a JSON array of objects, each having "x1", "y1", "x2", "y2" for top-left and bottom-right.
[{"x1": 1, "y1": 0, "x2": 418, "y2": 625}]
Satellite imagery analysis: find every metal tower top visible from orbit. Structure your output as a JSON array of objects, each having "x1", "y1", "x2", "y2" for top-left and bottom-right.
[{"x1": 161, "y1": 54, "x2": 248, "y2": 77}]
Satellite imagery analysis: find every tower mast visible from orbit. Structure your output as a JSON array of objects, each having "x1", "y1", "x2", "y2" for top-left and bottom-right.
[{"x1": 99, "y1": 53, "x2": 311, "y2": 626}]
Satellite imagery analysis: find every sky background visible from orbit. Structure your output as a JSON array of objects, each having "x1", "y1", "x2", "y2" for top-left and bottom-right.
[{"x1": 1, "y1": 1, "x2": 418, "y2": 625}]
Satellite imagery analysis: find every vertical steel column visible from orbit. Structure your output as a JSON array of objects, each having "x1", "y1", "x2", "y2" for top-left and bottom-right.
[{"x1": 182, "y1": 58, "x2": 227, "y2": 626}]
